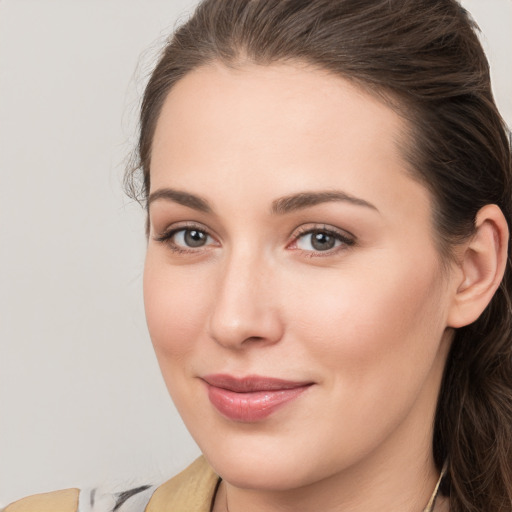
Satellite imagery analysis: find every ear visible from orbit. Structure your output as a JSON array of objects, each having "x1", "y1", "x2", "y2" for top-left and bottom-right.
[{"x1": 447, "y1": 204, "x2": 509, "y2": 328}]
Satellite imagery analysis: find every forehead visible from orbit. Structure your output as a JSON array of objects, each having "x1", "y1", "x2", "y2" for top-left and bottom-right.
[
  {"x1": 152, "y1": 62, "x2": 405, "y2": 172},
  {"x1": 150, "y1": 62, "x2": 431, "y2": 224}
]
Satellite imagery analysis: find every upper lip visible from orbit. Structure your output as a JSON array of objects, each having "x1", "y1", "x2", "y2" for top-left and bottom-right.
[{"x1": 201, "y1": 374, "x2": 314, "y2": 392}]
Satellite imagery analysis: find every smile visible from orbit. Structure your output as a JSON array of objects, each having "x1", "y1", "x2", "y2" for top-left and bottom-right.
[{"x1": 201, "y1": 374, "x2": 314, "y2": 422}]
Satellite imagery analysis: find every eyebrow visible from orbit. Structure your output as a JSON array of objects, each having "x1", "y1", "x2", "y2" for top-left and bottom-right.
[
  {"x1": 270, "y1": 190, "x2": 378, "y2": 215},
  {"x1": 147, "y1": 188, "x2": 378, "y2": 215},
  {"x1": 148, "y1": 188, "x2": 212, "y2": 213}
]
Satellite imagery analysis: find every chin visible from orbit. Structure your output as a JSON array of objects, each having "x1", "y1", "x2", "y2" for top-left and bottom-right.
[
  {"x1": 208, "y1": 455, "x2": 306, "y2": 490},
  {"x1": 197, "y1": 436, "x2": 335, "y2": 492}
]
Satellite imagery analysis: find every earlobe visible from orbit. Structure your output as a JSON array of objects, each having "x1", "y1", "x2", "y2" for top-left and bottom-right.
[{"x1": 447, "y1": 204, "x2": 509, "y2": 328}]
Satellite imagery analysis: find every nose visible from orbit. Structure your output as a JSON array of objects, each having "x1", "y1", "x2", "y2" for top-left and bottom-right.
[{"x1": 207, "y1": 250, "x2": 284, "y2": 350}]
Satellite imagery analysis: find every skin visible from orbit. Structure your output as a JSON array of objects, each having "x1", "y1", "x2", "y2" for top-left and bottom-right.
[{"x1": 144, "y1": 62, "x2": 468, "y2": 512}]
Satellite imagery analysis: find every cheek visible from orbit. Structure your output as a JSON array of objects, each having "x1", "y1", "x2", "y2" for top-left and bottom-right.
[
  {"x1": 143, "y1": 254, "x2": 211, "y2": 365},
  {"x1": 279, "y1": 254, "x2": 449, "y2": 461},
  {"x1": 286, "y1": 251, "x2": 448, "y2": 385}
]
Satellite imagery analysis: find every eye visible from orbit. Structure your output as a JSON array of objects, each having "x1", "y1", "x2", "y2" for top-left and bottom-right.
[
  {"x1": 291, "y1": 226, "x2": 355, "y2": 254},
  {"x1": 154, "y1": 224, "x2": 217, "y2": 253}
]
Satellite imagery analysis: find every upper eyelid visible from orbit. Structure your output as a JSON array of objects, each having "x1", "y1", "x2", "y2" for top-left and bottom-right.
[
  {"x1": 291, "y1": 224, "x2": 355, "y2": 241},
  {"x1": 154, "y1": 221, "x2": 213, "y2": 239}
]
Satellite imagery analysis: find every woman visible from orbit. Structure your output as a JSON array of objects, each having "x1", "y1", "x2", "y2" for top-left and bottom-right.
[{"x1": 5, "y1": 0, "x2": 512, "y2": 511}]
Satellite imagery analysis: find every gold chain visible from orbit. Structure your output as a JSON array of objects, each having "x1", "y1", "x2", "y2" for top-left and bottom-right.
[{"x1": 422, "y1": 460, "x2": 448, "y2": 512}]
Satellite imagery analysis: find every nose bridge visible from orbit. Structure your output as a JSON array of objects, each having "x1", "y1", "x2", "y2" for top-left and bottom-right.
[{"x1": 207, "y1": 244, "x2": 282, "y2": 349}]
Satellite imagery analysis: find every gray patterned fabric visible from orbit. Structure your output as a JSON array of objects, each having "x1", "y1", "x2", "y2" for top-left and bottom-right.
[{"x1": 78, "y1": 484, "x2": 157, "y2": 512}]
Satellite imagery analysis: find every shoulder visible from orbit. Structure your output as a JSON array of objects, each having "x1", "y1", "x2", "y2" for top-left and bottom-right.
[
  {"x1": 3, "y1": 488, "x2": 79, "y2": 512},
  {"x1": 3, "y1": 457, "x2": 219, "y2": 512}
]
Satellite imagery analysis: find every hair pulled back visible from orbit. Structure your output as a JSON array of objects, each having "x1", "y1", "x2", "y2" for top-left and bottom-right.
[{"x1": 126, "y1": 1, "x2": 512, "y2": 510}]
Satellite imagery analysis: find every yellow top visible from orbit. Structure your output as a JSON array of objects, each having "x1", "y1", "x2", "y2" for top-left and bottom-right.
[
  {"x1": 3, "y1": 457, "x2": 220, "y2": 512},
  {"x1": 146, "y1": 456, "x2": 219, "y2": 512},
  {"x1": 3, "y1": 488, "x2": 80, "y2": 512}
]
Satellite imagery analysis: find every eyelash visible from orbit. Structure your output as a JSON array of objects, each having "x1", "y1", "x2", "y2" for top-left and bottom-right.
[{"x1": 154, "y1": 223, "x2": 355, "y2": 256}]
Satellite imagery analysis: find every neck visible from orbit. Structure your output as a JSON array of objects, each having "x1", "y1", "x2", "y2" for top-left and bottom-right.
[{"x1": 215, "y1": 438, "x2": 443, "y2": 512}]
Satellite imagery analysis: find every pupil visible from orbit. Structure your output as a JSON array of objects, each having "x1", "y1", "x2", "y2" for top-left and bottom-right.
[
  {"x1": 312, "y1": 232, "x2": 335, "y2": 251},
  {"x1": 184, "y1": 229, "x2": 206, "y2": 247}
]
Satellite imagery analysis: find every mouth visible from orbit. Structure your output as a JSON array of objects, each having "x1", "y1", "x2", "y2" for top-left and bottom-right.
[{"x1": 201, "y1": 374, "x2": 314, "y2": 422}]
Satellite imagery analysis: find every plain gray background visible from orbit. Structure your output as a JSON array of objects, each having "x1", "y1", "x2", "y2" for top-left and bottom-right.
[{"x1": 1, "y1": 0, "x2": 511, "y2": 505}]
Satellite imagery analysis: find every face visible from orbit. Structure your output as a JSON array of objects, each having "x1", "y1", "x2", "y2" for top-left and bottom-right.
[{"x1": 144, "y1": 62, "x2": 456, "y2": 492}]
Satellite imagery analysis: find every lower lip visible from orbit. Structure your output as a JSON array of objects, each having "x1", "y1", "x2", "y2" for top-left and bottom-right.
[{"x1": 205, "y1": 383, "x2": 311, "y2": 422}]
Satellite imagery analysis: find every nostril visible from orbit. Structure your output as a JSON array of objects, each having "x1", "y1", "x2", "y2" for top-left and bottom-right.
[{"x1": 243, "y1": 336, "x2": 266, "y2": 343}]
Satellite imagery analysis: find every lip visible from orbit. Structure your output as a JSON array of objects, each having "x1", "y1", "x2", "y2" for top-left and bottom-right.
[{"x1": 201, "y1": 374, "x2": 313, "y2": 422}]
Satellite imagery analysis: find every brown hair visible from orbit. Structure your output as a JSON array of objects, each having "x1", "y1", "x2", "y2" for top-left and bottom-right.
[{"x1": 126, "y1": 1, "x2": 512, "y2": 510}]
